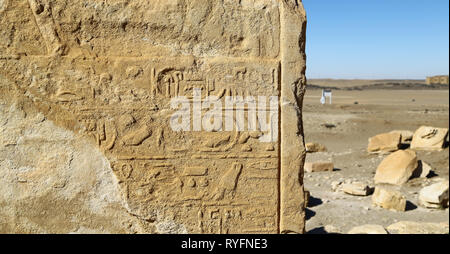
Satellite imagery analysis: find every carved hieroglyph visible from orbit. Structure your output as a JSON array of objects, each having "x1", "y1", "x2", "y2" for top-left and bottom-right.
[{"x1": 0, "y1": 0, "x2": 307, "y2": 234}]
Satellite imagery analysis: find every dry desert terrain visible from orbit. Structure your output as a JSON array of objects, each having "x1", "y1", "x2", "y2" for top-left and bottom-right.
[{"x1": 303, "y1": 81, "x2": 449, "y2": 234}]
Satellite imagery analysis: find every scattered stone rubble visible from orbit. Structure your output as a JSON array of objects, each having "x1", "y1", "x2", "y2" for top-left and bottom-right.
[{"x1": 304, "y1": 124, "x2": 448, "y2": 234}]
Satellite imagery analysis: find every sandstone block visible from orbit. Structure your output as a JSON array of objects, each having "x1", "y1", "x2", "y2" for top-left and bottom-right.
[
  {"x1": 368, "y1": 133, "x2": 401, "y2": 154},
  {"x1": 305, "y1": 162, "x2": 334, "y2": 173},
  {"x1": 390, "y1": 130, "x2": 414, "y2": 144},
  {"x1": 419, "y1": 181, "x2": 449, "y2": 209},
  {"x1": 372, "y1": 186, "x2": 407, "y2": 212},
  {"x1": 411, "y1": 126, "x2": 449, "y2": 151},
  {"x1": 342, "y1": 182, "x2": 373, "y2": 196},
  {"x1": 374, "y1": 150, "x2": 418, "y2": 185},
  {"x1": 305, "y1": 143, "x2": 327, "y2": 153}
]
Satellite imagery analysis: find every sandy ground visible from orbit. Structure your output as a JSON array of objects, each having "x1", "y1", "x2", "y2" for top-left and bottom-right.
[{"x1": 303, "y1": 88, "x2": 449, "y2": 234}]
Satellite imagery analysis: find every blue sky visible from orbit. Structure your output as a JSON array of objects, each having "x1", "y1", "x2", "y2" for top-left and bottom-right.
[{"x1": 303, "y1": 0, "x2": 449, "y2": 79}]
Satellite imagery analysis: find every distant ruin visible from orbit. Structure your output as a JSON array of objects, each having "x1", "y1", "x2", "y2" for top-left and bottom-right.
[{"x1": 426, "y1": 75, "x2": 449, "y2": 85}]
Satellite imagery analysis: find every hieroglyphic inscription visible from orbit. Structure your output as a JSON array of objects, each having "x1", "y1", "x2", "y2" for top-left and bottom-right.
[{"x1": 0, "y1": 0, "x2": 307, "y2": 234}]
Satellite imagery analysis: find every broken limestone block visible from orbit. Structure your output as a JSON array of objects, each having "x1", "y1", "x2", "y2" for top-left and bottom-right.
[
  {"x1": 368, "y1": 133, "x2": 401, "y2": 154},
  {"x1": 348, "y1": 225, "x2": 388, "y2": 234},
  {"x1": 411, "y1": 126, "x2": 449, "y2": 151},
  {"x1": 342, "y1": 182, "x2": 373, "y2": 196},
  {"x1": 419, "y1": 181, "x2": 449, "y2": 209},
  {"x1": 374, "y1": 150, "x2": 418, "y2": 185},
  {"x1": 0, "y1": 0, "x2": 308, "y2": 234},
  {"x1": 412, "y1": 161, "x2": 433, "y2": 178},
  {"x1": 305, "y1": 162, "x2": 334, "y2": 173},
  {"x1": 372, "y1": 186, "x2": 407, "y2": 212},
  {"x1": 390, "y1": 130, "x2": 414, "y2": 144},
  {"x1": 387, "y1": 221, "x2": 449, "y2": 234},
  {"x1": 305, "y1": 143, "x2": 327, "y2": 153}
]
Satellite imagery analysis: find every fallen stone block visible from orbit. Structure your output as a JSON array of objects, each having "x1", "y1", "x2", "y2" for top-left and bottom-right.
[
  {"x1": 342, "y1": 182, "x2": 373, "y2": 196},
  {"x1": 348, "y1": 224, "x2": 388, "y2": 234},
  {"x1": 374, "y1": 150, "x2": 418, "y2": 185},
  {"x1": 419, "y1": 181, "x2": 449, "y2": 209},
  {"x1": 372, "y1": 186, "x2": 407, "y2": 212},
  {"x1": 305, "y1": 162, "x2": 334, "y2": 173},
  {"x1": 305, "y1": 143, "x2": 327, "y2": 153},
  {"x1": 390, "y1": 130, "x2": 414, "y2": 144},
  {"x1": 368, "y1": 133, "x2": 401, "y2": 154},
  {"x1": 411, "y1": 126, "x2": 449, "y2": 151}
]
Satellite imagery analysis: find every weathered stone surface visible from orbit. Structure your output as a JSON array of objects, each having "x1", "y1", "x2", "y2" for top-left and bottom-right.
[
  {"x1": 342, "y1": 182, "x2": 373, "y2": 196},
  {"x1": 305, "y1": 162, "x2": 334, "y2": 173},
  {"x1": 0, "y1": 0, "x2": 308, "y2": 234},
  {"x1": 374, "y1": 150, "x2": 418, "y2": 185},
  {"x1": 387, "y1": 221, "x2": 449, "y2": 234},
  {"x1": 372, "y1": 186, "x2": 407, "y2": 212},
  {"x1": 411, "y1": 126, "x2": 449, "y2": 151},
  {"x1": 348, "y1": 225, "x2": 388, "y2": 234},
  {"x1": 390, "y1": 130, "x2": 414, "y2": 144},
  {"x1": 0, "y1": 103, "x2": 142, "y2": 234},
  {"x1": 367, "y1": 133, "x2": 401, "y2": 154},
  {"x1": 419, "y1": 181, "x2": 449, "y2": 209},
  {"x1": 280, "y1": 0, "x2": 308, "y2": 234},
  {"x1": 305, "y1": 143, "x2": 327, "y2": 153}
]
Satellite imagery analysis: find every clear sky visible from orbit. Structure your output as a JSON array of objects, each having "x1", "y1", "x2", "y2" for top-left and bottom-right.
[{"x1": 303, "y1": 0, "x2": 449, "y2": 79}]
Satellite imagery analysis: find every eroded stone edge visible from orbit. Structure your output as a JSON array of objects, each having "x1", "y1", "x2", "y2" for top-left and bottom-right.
[{"x1": 280, "y1": 0, "x2": 307, "y2": 234}]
